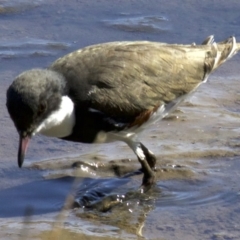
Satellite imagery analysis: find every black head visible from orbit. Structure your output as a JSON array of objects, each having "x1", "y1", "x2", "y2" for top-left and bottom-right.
[{"x1": 6, "y1": 69, "x2": 65, "y2": 167}]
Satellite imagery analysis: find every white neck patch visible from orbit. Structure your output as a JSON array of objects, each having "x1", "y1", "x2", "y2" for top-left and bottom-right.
[{"x1": 35, "y1": 96, "x2": 75, "y2": 138}]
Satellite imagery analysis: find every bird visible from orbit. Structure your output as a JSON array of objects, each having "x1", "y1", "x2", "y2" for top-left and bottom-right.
[{"x1": 6, "y1": 35, "x2": 239, "y2": 191}]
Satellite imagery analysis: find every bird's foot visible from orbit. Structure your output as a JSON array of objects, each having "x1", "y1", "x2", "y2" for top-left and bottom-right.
[
  {"x1": 140, "y1": 171, "x2": 155, "y2": 193},
  {"x1": 139, "y1": 143, "x2": 157, "y2": 171},
  {"x1": 145, "y1": 152, "x2": 156, "y2": 171},
  {"x1": 133, "y1": 142, "x2": 157, "y2": 192}
]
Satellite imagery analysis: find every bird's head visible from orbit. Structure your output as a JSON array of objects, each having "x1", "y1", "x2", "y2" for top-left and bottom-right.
[{"x1": 6, "y1": 69, "x2": 65, "y2": 167}]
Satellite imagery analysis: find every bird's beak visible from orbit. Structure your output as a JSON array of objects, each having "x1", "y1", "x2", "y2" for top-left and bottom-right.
[{"x1": 18, "y1": 135, "x2": 30, "y2": 168}]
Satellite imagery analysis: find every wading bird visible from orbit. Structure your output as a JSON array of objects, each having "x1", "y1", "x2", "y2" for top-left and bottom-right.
[{"x1": 6, "y1": 35, "x2": 239, "y2": 191}]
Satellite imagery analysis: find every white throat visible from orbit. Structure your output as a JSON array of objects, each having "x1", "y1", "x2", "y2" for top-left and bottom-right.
[{"x1": 35, "y1": 96, "x2": 75, "y2": 138}]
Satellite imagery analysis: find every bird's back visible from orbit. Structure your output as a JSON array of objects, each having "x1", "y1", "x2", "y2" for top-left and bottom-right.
[{"x1": 49, "y1": 37, "x2": 238, "y2": 120}]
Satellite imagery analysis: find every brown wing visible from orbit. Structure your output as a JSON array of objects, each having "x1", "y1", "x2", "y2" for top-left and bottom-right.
[{"x1": 50, "y1": 38, "x2": 237, "y2": 120}]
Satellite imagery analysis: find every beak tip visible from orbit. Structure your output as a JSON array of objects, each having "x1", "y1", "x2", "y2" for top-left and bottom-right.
[
  {"x1": 18, "y1": 135, "x2": 30, "y2": 168},
  {"x1": 18, "y1": 153, "x2": 24, "y2": 168},
  {"x1": 18, "y1": 160, "x2": 23, "y2": 168}
]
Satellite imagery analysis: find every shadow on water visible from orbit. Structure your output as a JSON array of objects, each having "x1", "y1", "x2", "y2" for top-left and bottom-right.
[
  {"x1": 0, "y1": 166, "x2": 139, "y2": 218},
  {"x1": 0, "y1": 177, "x2": 75, "y2": 218}
]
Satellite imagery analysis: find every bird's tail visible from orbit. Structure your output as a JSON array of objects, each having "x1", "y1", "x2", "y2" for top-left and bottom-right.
[{"x1": 202, "y1": 35, "x2": 238, "y2": 81}]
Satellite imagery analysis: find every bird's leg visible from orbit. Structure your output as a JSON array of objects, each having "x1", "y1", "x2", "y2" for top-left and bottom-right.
[
  {"x1": 134, "y1": 142, "x2": 155, "y2": 190},
  {"x1": 138, "y1": 143, "x2": 156, "y2": 171},
  {"x1": 107, "y1": 134, "x2": 156, "y2": 191}
]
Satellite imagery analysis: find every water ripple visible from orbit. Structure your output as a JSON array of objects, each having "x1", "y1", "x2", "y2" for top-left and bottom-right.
[
  {"x1": 103, "y1": 15, "x2": 170, "y2": 33},
  {"x1": 157, "y1": 186, "x2": 240, "y2": 208},
  {"x1": 74, "y1": 175, "x2": 240, "y2": 213},
  {"x1": 0, "y1": 38, "x2": 70, "y2": 59}
]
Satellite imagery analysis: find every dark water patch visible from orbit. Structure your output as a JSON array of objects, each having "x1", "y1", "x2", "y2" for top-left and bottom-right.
[
  {"x1": 0, "y1": 176, "x2": 76, "y2": 218},
  {"x1": 0, "y1": 38, "x2": 70, "y2": 59},
  {"x1": 74, "y1": 177, "x2": 131, "y2": 211},
  {"x1": 103, "y1": 15, "x2": 170, "y2": 33}
]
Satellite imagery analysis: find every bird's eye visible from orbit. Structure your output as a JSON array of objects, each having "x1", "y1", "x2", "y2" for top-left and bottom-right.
[{"x1": 37, "y1": 102, "x2": 47, "y2": 116}]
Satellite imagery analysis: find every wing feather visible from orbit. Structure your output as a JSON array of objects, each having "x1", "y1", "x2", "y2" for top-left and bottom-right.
[{"x1": 50, "y1": 38, "x2": 236, "y2": 121}]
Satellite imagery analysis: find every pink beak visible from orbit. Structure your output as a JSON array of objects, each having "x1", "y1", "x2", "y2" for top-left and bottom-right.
[{"x1": 18, "y1": 135, "x2": 30, "y2": 168}]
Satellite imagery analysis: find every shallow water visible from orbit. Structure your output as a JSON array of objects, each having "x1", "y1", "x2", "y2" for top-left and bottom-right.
[{"x1": 1, "y1": 0, "x2": 240, "y2": 239}]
